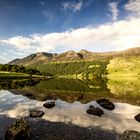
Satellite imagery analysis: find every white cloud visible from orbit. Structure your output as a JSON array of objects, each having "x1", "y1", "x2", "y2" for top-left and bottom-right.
[
  {"x1": 108, "y1": 2, "x2": 119, "y2": 21},
  {"x1": 125, "y1": 0, "x2": 140, "y2": 16},
  {"x1": 0, "y1": 0, "x2": 140, "y2": 64},
  {"x1": 0, "y1": 55, "x2": 9, "y2": 64},
  {"x1": 0, "y1": 36, "x2": 32, "y2": 50},
  {"x1": 0, "y1": 17, "x2": 140, "y2": 56},
  {"x1": 62, "y1": 1, "x2": 83, "y2": 12}
]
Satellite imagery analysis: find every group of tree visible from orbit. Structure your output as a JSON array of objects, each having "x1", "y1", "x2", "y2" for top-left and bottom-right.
[
  {"x1": 0, "y1": 64, "x2": 41, "y2": 76},
  {"x1": 30, "y1": 60, "x2": 109, "y2": 79}
]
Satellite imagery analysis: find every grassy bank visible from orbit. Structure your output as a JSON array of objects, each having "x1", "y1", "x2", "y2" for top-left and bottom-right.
[
  {"x1": 107, "y1": 56, "x2": 140, "y2": 78},
  {"x1": 0, "y1": 71, "x2": 42, "y2": 79}
]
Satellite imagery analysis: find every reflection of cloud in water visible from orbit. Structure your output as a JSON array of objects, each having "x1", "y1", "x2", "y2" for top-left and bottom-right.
[{"x1": 0, "y1": 90, "x2": 140, "y2": 133}]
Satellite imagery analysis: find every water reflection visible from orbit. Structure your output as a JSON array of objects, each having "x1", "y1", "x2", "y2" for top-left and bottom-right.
[
  {"x1": 0, "y1": 78, "x2": 140, "y2": 133},
  {"x1": 0, "y1": 90, "x2": 140, "y2": 133},
  {"x1": 108, "y1": 78, "x2": 140, "y2": 105},
  {"x1": 0, "y1": 78, "x2": 139, "y2": 105},
  {"x1": 0, "y1": 79, "x2": 41, "y2": 90}
]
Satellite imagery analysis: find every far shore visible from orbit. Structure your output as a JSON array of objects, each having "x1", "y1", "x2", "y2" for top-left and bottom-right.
[{"x1": 0, "y1": 71, "x2": 44, "y2": 79}]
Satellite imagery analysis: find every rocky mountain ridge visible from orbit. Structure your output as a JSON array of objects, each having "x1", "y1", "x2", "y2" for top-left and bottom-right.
[{"x1": 8, "y1": 47, "x2": 140, "y2": 66}]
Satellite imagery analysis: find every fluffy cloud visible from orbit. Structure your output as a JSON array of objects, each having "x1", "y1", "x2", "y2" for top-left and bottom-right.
[
  {"x1": 0, "y1": 36, "x2": 32, "y2": 50},
  {"x1": 125, "y1": 0, "x2": 140, "y2": 16},
  {"x1": 62, "y1": 1, "x2": 83, "y2": 12},
  {"x1": 0, "y1": 17, "x2": 140, "y2": 59},
  {"x1": 108, "y1": 2, "x2": 119, "y2": 21},
  {"x1": 0, "y1": 55, "x2": 8, "y2": 63}
]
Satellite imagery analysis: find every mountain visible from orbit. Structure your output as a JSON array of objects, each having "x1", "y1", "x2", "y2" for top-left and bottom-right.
[
  {"x1": 8, "y1": 47, "x2": 140, "y2": 66},
  {"x1": 54, "y1": 50, "x2": 83, "y2": 61},
  {"x1": 8, "y1": 59, "x2": 21, "y2": 64},
  {"x1": 9, "y1": 52, "x2": 57, "y2": 66}
]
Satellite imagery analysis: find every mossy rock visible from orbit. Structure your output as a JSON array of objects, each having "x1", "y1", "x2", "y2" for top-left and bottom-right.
[
  {"x1": 120, "y1": 130, "x2": 140, "y2": 140},
  {"x1": 5, "y1": 117, "x2": 30, "y2": 140}
]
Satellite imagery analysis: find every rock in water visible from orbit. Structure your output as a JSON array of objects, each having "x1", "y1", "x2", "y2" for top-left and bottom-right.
[
  {"x1": 135, "y1": 113, "x2": 140, "y2": 122},
  {"x1": 87, "y1": 107, "x2": 104, "y2": 117},
  {"x1": 5, "y1": 117, "x2": 30, "y2": 140},
  {"x1": 43, "y1": 101, "x2": 55, "y2": 109},
  {"x1": 89, "y1": 105, "x2": 95, "y2": 109},
  {"x1": 96, "y1": 98, "x2": 115, "y2": 110},
  {"x1": 30, "y1": 110, "x2": 45, "y2": 118},
  {"x1": 120, "y1": 130, "x2": 140, "y2": 140}
]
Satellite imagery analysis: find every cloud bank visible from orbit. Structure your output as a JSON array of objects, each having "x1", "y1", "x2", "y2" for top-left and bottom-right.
[
  {"x1": 0, "y1": 0, "x2": 140, "y2": 63},
  {"x1": 0, "y1": 17, "x2": 140, "y2": 56}
]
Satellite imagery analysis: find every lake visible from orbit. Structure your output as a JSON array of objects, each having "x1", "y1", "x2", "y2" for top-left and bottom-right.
[{"x1": 0, "y1": 78, "x2": 140, "y2": 139}]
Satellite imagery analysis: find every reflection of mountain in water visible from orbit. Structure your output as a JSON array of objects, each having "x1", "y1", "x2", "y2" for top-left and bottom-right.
[
  {"x1": 9, "y1": 78, "x2": 110, "y2": 103},
  {"x1": 107, "y1": 78, "x2": 140, "y2": 105},
  {"x1": 0, "y1": 79, "x2": 41, "y2": 90},
  {"x1": 2, "y1": 78, "x2": 139, "y2": 105}
]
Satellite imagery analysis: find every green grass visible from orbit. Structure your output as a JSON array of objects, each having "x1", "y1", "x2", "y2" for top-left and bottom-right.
[
  {"x1": 107, "y1": 56, "x2": 140, "y2": 78},
  {"x1": 0, "y1": 71, "x2": 42, "y2": 79}
]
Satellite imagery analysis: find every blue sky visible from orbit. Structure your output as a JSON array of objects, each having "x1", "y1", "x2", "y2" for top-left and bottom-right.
[
  {"x1": 0, "y1": 0, "x2": 126, "y2": 37},
  {"x1": 0, "y1": 0, "x2": 140, "y2": 63}
]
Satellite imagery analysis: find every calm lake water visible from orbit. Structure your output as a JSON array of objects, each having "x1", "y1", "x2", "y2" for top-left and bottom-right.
[{"x1": 0, "y1": 78, "x2": 140, "y2": 134}]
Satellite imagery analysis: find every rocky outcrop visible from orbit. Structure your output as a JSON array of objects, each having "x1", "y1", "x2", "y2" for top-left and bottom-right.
[
  {"x1": 30, "y1": 110, "x2": 45, "y2": 118},
  {"x1": 89, "y1": 105, "x2": 95, "y2": 109},
  {"x1": 97, "y1": 98, "x2": 115, "y2": 110},
  {"x1": 43, "y1": 101, "x2": 55, "y2": 109},
  {"x1": 87, "y1": 105, "x2": 104, "y2": 117},
  {"x1": 120, "y1": 130, "x2": 140, "y2": 140},
  {"x1": 5, "y1": 117, "x2": 30, "y2": 140},
  {"x1": 55, "y1": 50, "x2": 83, "y2": 61},
  {"x1": 135, "y1": 113, "x2": 140, "y2": 122}
]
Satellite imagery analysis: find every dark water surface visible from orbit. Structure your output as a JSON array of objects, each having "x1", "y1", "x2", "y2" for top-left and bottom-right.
[{"x1": 0, "y1": 78, "x2": 140, "y2": 139}]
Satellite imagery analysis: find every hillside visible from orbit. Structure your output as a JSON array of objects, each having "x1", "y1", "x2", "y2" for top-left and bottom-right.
[
  {"x1": 107, "y1": 56, "x2": 140, "y2": 77},
  {"x1": 8, "y1": 47, "x2": 140, "y2": 79},
  {"x1": 9, "y1": 52, "x2": 57, "y2": 66},
  {"x1": 8, "y1": 47, "x2": 140, "y2": 66}
]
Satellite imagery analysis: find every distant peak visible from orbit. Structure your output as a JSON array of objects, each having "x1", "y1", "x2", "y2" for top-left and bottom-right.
[
  {"x1": 65, "y1": 50, "x2": 76, "y2": 53},
  {"x1": 7, "y1": 47, "x2": 140, "y2": 66},
  {"x1": 36, "y1": 52, "x2": 46, "y2": 56},
  {"x1": 79, "y1": 49, "x2": 90, "y2": 54}
]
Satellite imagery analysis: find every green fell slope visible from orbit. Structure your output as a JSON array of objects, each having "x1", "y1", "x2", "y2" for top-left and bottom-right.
[
  {"x1": 107, "y1": 56, "x2": 140, "y2": 77},
  {"x1": 8, "y1": 47, "x2": 140, "y2": 78}
]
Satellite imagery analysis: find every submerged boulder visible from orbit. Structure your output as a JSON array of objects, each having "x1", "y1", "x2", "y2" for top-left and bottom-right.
[
  {"x1": 30, "y1": 110, "x2": 45, "y2": 118},
  {"x1": 120, "y1": 130, "x2": 140, "y2": 140},
  {"x1": 96, "y1": 98, "x2": 115, "y2": 110},
  {"x1": 5, "y1": 117, "x2": 30, "y2": 140},
  {"x1": 89, "y1": 105, "x2": 95, "y2": 109},
  {"x1": 134, "y1": 113, "x2": 140, "y2": 122},
  {"x1": 87, "y1": 107, "x2": 104, "y2": 117},
  {"x1": 43, "y1": 101, "x2": 55, "y2": 109}
]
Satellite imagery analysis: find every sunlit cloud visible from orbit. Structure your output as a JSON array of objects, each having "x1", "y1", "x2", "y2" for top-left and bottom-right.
[
  {"x1": 0, "y1": 36, "x2": 32, "y2": 50},
  {"x1": 0, "y1": 17, "x2": 140, "y2": 57}
]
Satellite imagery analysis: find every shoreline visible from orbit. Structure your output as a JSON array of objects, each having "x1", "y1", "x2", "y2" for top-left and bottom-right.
[{"x1": 0, "y1": 115, "x2": 119, "y2": 140}]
